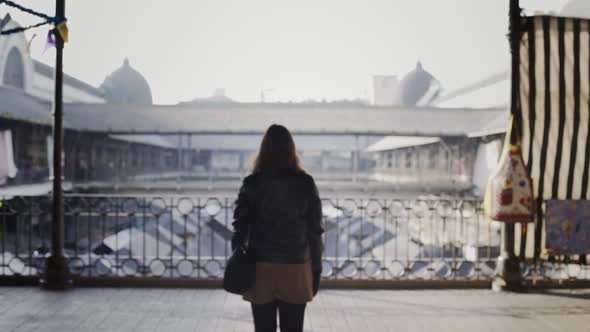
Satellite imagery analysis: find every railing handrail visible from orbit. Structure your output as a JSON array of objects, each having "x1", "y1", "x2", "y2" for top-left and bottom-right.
[{"x1": 1, "y1": 194, "x2": 587, "y2": 286}]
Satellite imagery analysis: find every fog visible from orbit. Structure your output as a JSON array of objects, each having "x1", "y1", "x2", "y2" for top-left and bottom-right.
[{"x1": 5, "y1": 0, "x2": 570, "y2": 104}]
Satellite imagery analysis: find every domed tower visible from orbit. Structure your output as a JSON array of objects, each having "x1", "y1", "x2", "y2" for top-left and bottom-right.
[
  {"x1": 100, "y1": 58, "x2": 153, "y2": 104},
  {"x1": 394, "y1": 62, "x2": 441, "y2": 107}
]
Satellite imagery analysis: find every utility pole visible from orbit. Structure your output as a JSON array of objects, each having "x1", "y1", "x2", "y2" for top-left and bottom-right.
[
  {"x1": 493, "y1": 0, "x2": 523, "y2": 292},
  {"x1": 42, "y1": 0, "x2": 71, "y2": 289}
]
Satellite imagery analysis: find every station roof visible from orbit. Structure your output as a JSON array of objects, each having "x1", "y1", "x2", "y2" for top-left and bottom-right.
[
  {"x1": 1, "y1": 87, "x2": 509, "y2": 137},
  {"x1": 63, "y1": 102, "x2": 509, "y2": 137},
  {"x1": 0, "y1": 87, "x2": 55, "y2": 126},
  {"x1": 33, "y1": 60, "x2": 106, "y2": 100}
]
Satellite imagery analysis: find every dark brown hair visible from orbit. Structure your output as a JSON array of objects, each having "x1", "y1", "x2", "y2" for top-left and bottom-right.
[{"x1": 252, "y1": 124, "x2": 302, "y2": 173}]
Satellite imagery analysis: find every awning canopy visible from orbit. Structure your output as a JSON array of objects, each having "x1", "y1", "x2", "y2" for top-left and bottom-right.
[{"x1": 366, "y1": 136, "x2": 441, "y2": 152}]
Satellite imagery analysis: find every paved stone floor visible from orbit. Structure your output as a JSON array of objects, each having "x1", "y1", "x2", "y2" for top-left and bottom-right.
[{"x1": 0, "y1": 287, "x2": 588, "y2": 332}]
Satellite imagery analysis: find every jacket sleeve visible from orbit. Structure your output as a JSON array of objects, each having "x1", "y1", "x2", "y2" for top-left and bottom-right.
[
  {"x1": 231, "y1": 178, "x2": 252, "y2": 252},
  {"x1": 307, "y1": 177, "x2": 324, "y2": 273}
]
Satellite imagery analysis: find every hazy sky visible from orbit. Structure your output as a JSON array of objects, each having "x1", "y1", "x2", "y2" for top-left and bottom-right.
[{"x1": 4, "y1": 0, "x2": 569, "y2": 104}]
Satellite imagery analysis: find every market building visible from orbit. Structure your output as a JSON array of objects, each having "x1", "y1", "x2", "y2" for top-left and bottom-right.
[
  {"x1": 367, "y1": 60, "x2": 505, "y2": 195},
  {"x1": 1, "y1": 13, "x2": 508, "y2": 197}
]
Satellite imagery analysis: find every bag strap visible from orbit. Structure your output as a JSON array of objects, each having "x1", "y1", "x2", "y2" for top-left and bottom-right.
[{"x1": 244, "y1": 206, "x2": 256, "y2": 254}]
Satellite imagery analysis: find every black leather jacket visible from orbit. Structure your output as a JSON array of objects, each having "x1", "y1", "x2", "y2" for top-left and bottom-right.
[{"x1": 231, "y1": 170, "x2": 324, "y2": 273}]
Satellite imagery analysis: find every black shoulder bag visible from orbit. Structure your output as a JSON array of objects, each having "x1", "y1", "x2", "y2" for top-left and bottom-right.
[{"x1": 223, "y1": 228, "x2": 255, "y2": 294}]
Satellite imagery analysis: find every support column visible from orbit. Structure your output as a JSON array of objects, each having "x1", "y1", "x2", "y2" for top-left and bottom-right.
[
  {"x1": 115, "y1": 147, "x2": 121, "y2": 189},
  {"x1": 493, "y1": 0, "x2": 523, "y2": 292},
  {"x1": 125, "y1": 141, "x2": 131, "y2": 180},
  {"x1": 238, "y1": 151, "x2": 245, "y2": 172},
  {"x1": 352, "y1": 134, "x2": 359, "y2": 183},
  {"x1": 176, "y1": 133, "x2": 182, "y2": 190},
  {"x1": 187, "y1": 133, "x2": 192, "y2": 174},
  {"x1": 42, "y1": 0, "x2": 71, "y2": 289},
  {"x1": 207, "y1": 151, "x2": 214, "y2": 191}
]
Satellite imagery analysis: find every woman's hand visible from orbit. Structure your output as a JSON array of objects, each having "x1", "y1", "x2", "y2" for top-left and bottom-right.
[{"x1": 312, "y1": 269, "x2": 321, "y2": 296}]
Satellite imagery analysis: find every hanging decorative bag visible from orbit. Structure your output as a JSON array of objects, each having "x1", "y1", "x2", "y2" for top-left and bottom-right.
[{"x1": 484, "y1": 116, "x2": 535, "y2": 222}]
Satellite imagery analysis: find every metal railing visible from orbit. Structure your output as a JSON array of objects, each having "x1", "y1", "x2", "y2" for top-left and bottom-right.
[{"x1": 0, "y1": 194, "x2": 587, "y2": 285}]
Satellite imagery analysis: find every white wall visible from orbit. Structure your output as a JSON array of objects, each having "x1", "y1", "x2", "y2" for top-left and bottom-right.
[
  {"x1": 0, "y1": 20, "x2": 35, "y2": 93},
  {"x1": 472, "y1": 139, "x2": 502, "y2": 197},
  {"x1": 373, "y1": 75, "x2": 398, "y2": 106}
]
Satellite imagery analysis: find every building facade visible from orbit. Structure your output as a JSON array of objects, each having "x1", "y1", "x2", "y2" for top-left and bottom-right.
[
  {"x1": 367, "y1": 135, "x2": 503, "y2": 195},
  {"x1": 0, "y1": 13, "x2": 179, "y2": 189}
]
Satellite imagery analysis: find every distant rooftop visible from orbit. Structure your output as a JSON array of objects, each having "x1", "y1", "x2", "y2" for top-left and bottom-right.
[
  {"x1": 179, "y1": 98, "x2": 370, "y2": 108},
  {"x1": 33, "y1": 60, "x2": 105, "y2": 100},
  {"x1": 0, "y1": 86, "x2": 509, "y2": 137}
]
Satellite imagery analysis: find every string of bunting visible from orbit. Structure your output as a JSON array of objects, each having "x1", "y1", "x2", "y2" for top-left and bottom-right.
[{"x1": 0, "y1": 0, "x2": 68, "y2": 46}]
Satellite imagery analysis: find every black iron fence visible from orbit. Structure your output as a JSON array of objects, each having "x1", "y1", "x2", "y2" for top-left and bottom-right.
[{"x1": 0, "y1": 195, "x2": 587, "y2": 284}]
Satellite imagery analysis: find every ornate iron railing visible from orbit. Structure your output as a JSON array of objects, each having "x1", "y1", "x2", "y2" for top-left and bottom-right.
[{"x1": 0, "y1": 195, "x2": 587, "y2": 283}]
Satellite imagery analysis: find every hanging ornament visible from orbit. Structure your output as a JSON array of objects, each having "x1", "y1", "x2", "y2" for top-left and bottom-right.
[{"x1": 56, "y1": 21, "x2": 69, "y2": 43}]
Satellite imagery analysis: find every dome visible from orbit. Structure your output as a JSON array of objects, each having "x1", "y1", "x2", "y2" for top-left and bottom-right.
[
  {"x1": 394, "y1": 62, "x2": 441, "y2": 107},
  {"x1": 100, "y1": 58, "x2": 153, "y2": 104},
  {"x1": 561, "y1": 0, "x2": 590, "y2": 18}
]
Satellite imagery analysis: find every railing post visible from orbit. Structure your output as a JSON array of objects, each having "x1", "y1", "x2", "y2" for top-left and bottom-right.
[
  {"x1": 42, "y1": 0, "x2": 71, "y2": 289},
  {"x1": 493, "y1": 0, "x2": 524, "y2": 292}
]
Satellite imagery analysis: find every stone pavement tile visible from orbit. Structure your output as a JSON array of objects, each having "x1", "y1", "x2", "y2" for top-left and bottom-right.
[
  {"x1": 533, "y1": 314, "x2": 590, "y2": 332},
  {"x1": 132, "y1": 315, "x2": 161, "y2": 331},
  {"x1": 96, "y1": 312, "x2": 143, "y2": 331},
  {"x1": 0, "y1": 323, "x2": 20, "y2": 332},
  {"x1": 76, "y1": 310, "x2": 112, "y2": 330},
  {"x1": 156, "y1": 316, "x2": 182, "y2": 331},
  {"x1": 193, "y1": 290, "x2": 226, "y2": 331},
  {"x1": 306, "y1": 293, "x2": 333, "y2": 332},
  {"x1": 0, "y1": 288, "x2": 589, "y2": 332},
  {"x1": 172, "y1": 317, "x2": 200, "y2": 332}
]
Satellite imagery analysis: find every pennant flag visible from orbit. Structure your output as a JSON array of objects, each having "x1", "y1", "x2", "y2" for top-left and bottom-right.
[
  {"x1": 56, "y1": 21, "x2": 68, "y2": 43},
  {"x1": 44, "y1": 30, "x2": 55, "y2": 53}
]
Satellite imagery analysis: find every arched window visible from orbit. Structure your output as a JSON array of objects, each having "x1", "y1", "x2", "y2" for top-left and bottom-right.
[{"x1": 3, "y1": 48, "x2": 25, "y2": 89}]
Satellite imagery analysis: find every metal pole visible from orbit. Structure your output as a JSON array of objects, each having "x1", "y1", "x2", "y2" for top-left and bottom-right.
[
  {"x1": 42, "y1": 0, "x2": 71, "y2": 289},
  {"x1": 493, "y1": 0, "x2": 523, "y2": 292}
]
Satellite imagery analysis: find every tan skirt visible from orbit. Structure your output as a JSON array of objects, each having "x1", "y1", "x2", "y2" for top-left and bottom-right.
[{"x1": 242, "y1": 261, "x2": 314, "y2": 304}]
